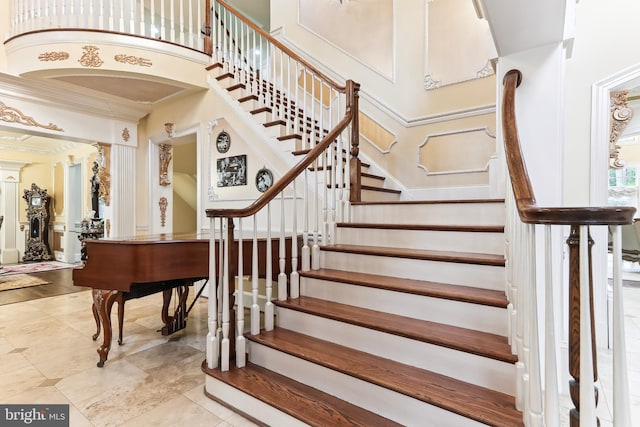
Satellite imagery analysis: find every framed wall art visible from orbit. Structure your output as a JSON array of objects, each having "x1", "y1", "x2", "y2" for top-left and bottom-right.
[{"x1": 217, "y1": 154, "x2": 247, "y2": 187}]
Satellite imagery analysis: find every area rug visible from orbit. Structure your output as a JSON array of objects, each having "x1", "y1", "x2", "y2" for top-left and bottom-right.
[
  {"x1": 0, "y1": 261, "x2": 76, "y2": 276},
  {"x1": 0, "y1": 274, "x2": 50, "y2": 291}
]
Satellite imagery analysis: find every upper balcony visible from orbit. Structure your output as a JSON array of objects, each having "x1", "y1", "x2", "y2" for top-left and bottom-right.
[{"x1": 3, "y1": 1, "x2": 214, "y2": 118}]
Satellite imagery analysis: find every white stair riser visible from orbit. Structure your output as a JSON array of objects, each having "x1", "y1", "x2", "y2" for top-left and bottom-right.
[
  {"x1": 360, "y1": 189, "x2": 400, "y2": 202},
  {"x1": 351, "y1": 202, "x2": 505, "y2": 226},
  {"x1": 320, "y1": 251, "x2": 505, "y2": 291},
  {"x1": 239, "y1": 98, "x2": 261, "y2": 112},
  {"x1": 361, "y1": 176, "x2": 385, "y2": 187},
  {"x1": 264, "y1": 123, "x2": 287, "y2": 138},
  {"x1": 276, "y1": 308, "x2": 515, "y2": 395},
  {"x1": 337, "y1": 227, "x2": 504, "y2": 255},
  {"x1": 204, "y1": 376, "x2": 308, "y2": 427},
  {"x1": 300, "y1": 277, "x2": 508, "y2": 336},
  {"x1": 248, "y1": 341, "x2": 487, "y2": 427}
]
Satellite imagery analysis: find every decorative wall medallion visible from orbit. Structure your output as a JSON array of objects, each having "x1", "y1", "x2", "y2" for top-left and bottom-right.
[
  {"x1": 610, "y1": 90, "x2": 633, "y2": 169},
  {"x1": 423, "y1": 74, "x2": 441, "y2": 90},
  {"x1": 114, "y1": 54, "x2": 152, "y2": 67},
  {"x1": 255, "y1": 167, "x2": 273, "y2": 193},
  {"x1": 38, "y1": 51, "x2": 70, "y2": 61},
  {"x1": 159, "y1": 197, "x2": 168, "y2": 227},
  {"x1": 159, "y1": 144, "x2": 173, "y2": 186},
  {"x1": 122, "y1": 128, "x2": 130, "y2": 142},
  {"x1": 164, "y1": 122, "x2": 175, "y2": 138},
  {"x1": 0, "y1": 101, "x2": 64, "y2": 131},
  {"x1": 78, "y1": 45, "x2": 104, "y2": 68},
  {"x1": 216, "y1": 130, "x2": 231, "y2": 153}
]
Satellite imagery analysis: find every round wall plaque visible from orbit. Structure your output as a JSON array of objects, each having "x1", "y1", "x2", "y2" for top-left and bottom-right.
[
  {"x1": 256, "y1": 167, "x2": 273, "y2": 193},
  {"x1": 216, "y1": 130, "x2": 231, "y2": 153}
]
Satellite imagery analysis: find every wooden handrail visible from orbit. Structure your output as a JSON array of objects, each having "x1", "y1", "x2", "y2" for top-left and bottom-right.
[
  {"x1": 214, "y1": 0, "x2": 346, "y2": 92},
  {"x1": 502, "y1": 69, "x2": 635, "y2": 225}
]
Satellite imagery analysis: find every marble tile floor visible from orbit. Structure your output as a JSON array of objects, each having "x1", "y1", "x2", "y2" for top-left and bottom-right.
[{"x1": 0, "y1": 288, "x2": 258, "y2": 427}]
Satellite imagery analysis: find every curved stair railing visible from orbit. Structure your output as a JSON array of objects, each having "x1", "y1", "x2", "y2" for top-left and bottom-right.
[
  {"x1": 205, "y1": 0, "x2": 361, "y2": 371},
  {"x1": 502, "y1": 69, "x2": 633, "y2": 426}
]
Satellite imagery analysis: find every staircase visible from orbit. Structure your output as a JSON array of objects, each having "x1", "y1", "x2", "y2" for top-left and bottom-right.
[
  {"x1": 207, "y1": 61, "x2": 402, "y2": 203},
  {"x1": 203, "y1": 198, "x2": 523, "y2": 426}
]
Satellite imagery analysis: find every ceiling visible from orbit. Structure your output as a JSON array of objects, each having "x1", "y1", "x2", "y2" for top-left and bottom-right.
[{"x1": 0, "y1": 129, "x2": 87, "y2": 155}]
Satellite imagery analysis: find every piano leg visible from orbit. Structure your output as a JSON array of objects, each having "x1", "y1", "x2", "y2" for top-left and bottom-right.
[
  {"x1": 91, "y1": 302, "x2": 100, "y2": 340},
  {"x1": 92, "y1": 289, "x2": 124, "y2": 367},
  {"x1": 92, "y1": 296, "x2": 125, "y2": 345},
  {"x1": 161, "y1": 284, "x2": 190, "y2": 335}
]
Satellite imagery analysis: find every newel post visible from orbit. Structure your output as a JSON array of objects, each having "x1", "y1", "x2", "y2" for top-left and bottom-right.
[
  {"x1": 347, "y1": 80, "x2": 361, "y2": 203},
  {"x1": 566, "y1": 225, "x2": 599, "y2": 427}
]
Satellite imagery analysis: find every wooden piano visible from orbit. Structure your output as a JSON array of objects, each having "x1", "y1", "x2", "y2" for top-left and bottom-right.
[{"x1": 72, "y1": 231, "x2": 299, "y2": 367}]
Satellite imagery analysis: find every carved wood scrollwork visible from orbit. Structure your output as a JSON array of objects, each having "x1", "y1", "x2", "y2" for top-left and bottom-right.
[
  {"x1": 159, "y1": 143, "x2": 172, "y2": 186},
  {"x1": 610, "y1": 90, "x2": 633, "y2": 169}
]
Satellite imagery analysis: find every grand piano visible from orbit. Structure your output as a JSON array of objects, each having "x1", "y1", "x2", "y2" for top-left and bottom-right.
[{"x1": 73, "y1": 231, "x2": 298, "y2": 367}]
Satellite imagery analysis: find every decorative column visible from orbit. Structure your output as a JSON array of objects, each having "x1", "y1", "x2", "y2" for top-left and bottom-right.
[
  {"x1": 0, "y1": 160, "x2": 30, "y2": 264},
  {"x1": 109, "y1": 144, "x2": 136, "y2": 238}
]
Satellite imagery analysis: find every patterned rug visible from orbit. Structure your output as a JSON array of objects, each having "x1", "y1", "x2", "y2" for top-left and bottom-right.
[
  {"x1": 0, "y1": 261, "x2": 76, "y2": 276},
  {"x1": 0, "y1": 274, "x2": 50, "y2": 291}
]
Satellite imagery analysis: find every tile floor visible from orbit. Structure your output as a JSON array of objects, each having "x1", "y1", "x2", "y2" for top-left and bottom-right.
[{"x1": 0, "y1": 287, "x2": 258, "y2": 427}]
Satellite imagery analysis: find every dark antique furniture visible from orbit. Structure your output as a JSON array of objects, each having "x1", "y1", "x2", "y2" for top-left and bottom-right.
[
  {"x1": 72, "y1": 232, "x2": 300, "y2": 367},
  {"x1": 22, "y1": 183, "x2": 53, "y2": 262}
]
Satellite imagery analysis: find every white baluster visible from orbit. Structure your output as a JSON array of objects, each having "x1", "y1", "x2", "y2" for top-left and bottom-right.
[
  {"x1": 278, "y1": 192, "x2": 287, "y2": 300},
  {"x1": 290, "y1": 180, "x2": 299, "y2": 298},
  {"x1": 265, "y1": 203, "x2": 274, "y2": 330},
  {"x1": 108, "y1": 0, "x2": 114, "y2": 31},
  {"x1": 169, "y1": 0, "x2": 175, "y2": 43},
  {"x1": 611, "y1": 225, "x2": 631, "y2": 427},
  {"x1": 206, "y1": 217, "x2": 219, "y2": 369},
  {"x1": 179, "y1": 0, "x2": 185, "y2": 46},
  {"x1": 118, "y1": 0, "x2": 124, "y2": 32},
  {"x1": 527, "y1": 223, "x2": 543, "y2": 426},
  {"x1": 139, "y1": 0, "x2": 144, "y2": 35},
  {"x1": 544, "y1": 225, "x2": 560, "y2": 427},
  {"x1": 251, "y1": 215, "x2": 260, "y2": 335},
  {"x1": 220, "y1": 218, "x2": 230, "y2": 371},
  {"x1": 579, "y1": 225, "x2": 597, "y2": 426},
  {"x1": 150, "y1": 0, "x2": 155, "y2": 38},
  {"x1": 236, "y1": 218, "x2": 246, "y2": 367},
  {"x1": 159, "y1": 0, "x2": 165, "y2": 41},
  {"x1": 128, "y1": 0, "x2": 134, "y2": 34}
]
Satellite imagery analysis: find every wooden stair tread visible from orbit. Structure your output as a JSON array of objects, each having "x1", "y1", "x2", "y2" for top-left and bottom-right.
[
  {"x1": 300, "y1": 268, "x2": 508, "y2": 308},
  {"x1": 361, "y1": 185, "x2": 401, "y2": 194},
  {"x1": 321, "y1": 244, "x2": 505, "y2": 266},
  {"x1": 202, "y1": 361, "x2": 400, "y2": 427},
  {"x1": 275, "y1": 296, "x2": 516, "y2": 364},
  {"x1": 337, "y1": 222, "x2": 504, "y2": 233},
  {"x1": 248, "y1": 328, "x2": 523, "y2": 427}
]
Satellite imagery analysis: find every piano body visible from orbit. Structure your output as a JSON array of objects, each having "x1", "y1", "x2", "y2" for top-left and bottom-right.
[{"x1": 73, "y1": 232, "x2": 298, "y2": 367}]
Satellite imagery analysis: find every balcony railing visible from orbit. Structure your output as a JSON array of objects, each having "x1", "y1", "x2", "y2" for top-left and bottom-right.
[{"x1": 8, "y1": 0, "x2": 211, "y2": 52}]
